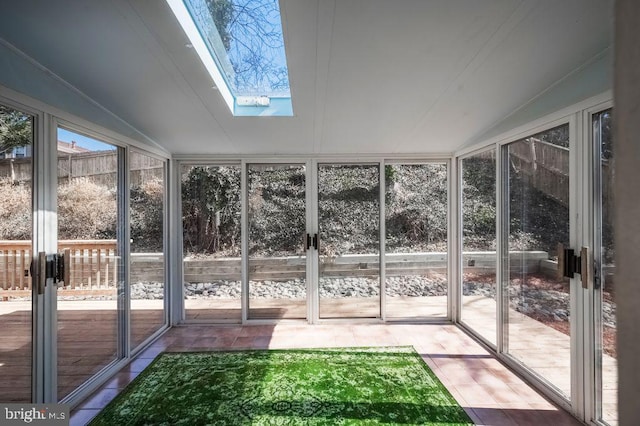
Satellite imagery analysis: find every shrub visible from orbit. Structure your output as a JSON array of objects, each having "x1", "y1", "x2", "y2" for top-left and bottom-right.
[
  {"x1": 57, "y1": 178, "x2": 117, "y2": 240},
  {"x1": 248, "y1": 166, "x2": 306, "y2": 256},
  {"x1": 0, "y1": 178, "x2": 31, "y2": 240},
  {"x1": 130, "y1": 178, "x2": 164, "y2": 252},
  {"x1": 385, "y1": 164, "x2": 448, "y2": 252},
  {"x1": 0, "y1": 177, "x2": 118, "y2": 241},
  {"x1": 462, "y1": 155, "x2": 497, "y2": 250},
  {"x1": 182, "y1": 166, "x2": 241, "y2": 256}
]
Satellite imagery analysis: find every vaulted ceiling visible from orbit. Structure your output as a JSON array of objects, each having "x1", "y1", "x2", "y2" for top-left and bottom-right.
[{"x1": 0, "y1": 0, "x2": 613, "y2": 155}]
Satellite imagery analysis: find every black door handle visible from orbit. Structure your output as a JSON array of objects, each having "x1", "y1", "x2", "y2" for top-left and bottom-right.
[
  {"x1": 305, "y1": 234, "x2": 319, "y2": 250},
  {"x1": 557, "y1": 243, "x2": 590, "y2": 289}
]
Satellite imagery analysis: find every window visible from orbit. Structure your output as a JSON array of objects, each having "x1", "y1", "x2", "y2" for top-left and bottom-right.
[
  {"x1": 167, "y1": 0, "x2": 293, "y2": 116},
  {"x1": 460, "y1": 150, "x2": 497, "y2": 344},
  {"x1": 130, "y1": 152, "x2": 167, "y2": 348}
]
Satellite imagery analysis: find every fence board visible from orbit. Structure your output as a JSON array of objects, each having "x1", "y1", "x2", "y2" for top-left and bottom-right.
[
  {"x1": 0, "y1": 240, "x2": 117, "y2": 292},
  {"x1": 1, "y1": 151, "x2": 164, "y2": 187},
  {"x1": 508, "y1": 138, "x2": 570, "y2": 206}
]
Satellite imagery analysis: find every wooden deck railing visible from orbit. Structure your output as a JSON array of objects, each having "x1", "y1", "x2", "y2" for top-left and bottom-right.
[
  {"x1": 0, "y1": 241, "x2": 31, "y2": 291},
  {"x1": 0, "y1": 240, "x2": 118, "y2": 291}
]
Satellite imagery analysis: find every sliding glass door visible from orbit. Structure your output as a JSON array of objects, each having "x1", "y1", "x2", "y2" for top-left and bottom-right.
[
  {"x1": 180, "y1": 160, "x2": 451, "y2": 322},
  {"x1": 181, "y1": 165, "x2": 242, "y2": 321},
  {"x1": 459, "y1": 150, "x2": 497, "y2": 345},
  {"x1": 593, "y1": 108, "x2": 617, "y2": 426},
  {"x1": 247, "y1": 164, "x2": 307, "y2": 320},
  {"x1": 0, "y1": 104, "x2": 34, "y2": 402},
  {"x1": 502, "y1": 124, "x2": 572, "y2": 397},
  {"x1": 0, "y1": 99, "x2": 168, "y2": 405},
  {"x1": 56, "y1": 127, "x2": 123, "y2": 400},
  {"x1": 130, "y1": 151, "x2": 166, "y2": 348},
  {"x1": 317, "y1": 164, "x2": 380, "y2": 319},
  {"x1": 459, "y1": 107, "x2": 618, "y2": 423},
  {"x1": 385, "y1": 163, "x2": 449, "y2": 319}
]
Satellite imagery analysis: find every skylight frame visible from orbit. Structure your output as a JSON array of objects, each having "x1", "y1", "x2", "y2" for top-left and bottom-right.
[{"x1": 166, "y1": 0, "x2": 293, "y2": 117}]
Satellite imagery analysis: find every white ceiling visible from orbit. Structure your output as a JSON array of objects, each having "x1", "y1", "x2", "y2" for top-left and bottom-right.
[{"x1": 0, "y1": 0, "x2": 613, "y2": 155}]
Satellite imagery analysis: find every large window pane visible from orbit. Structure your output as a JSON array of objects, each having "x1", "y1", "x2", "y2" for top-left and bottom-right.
[
  {"x1": 130, "y1": 152, "x2": 166, "y2": 348},
  {"x1": 318, "y1": 164, "x2": 379, "y2": 319},
  {"x1": 460, "y1": 151, "x2": 497, "y2": 344},
  {"x1": 385, "y1": 163, "x2": 448, "y2": 319},
  {"x1": 504, "y1": 124, "x2": 571, "y2": 397},
  {"x1": 248, "y1": 164, "x2": 306, "y2": 320},
  {"x1": 56, "y1": 128, "x2": 120, "y2": 400},
  {"x1": 182, "y1": 165, "x2": 241, "y2": 321},
  {"x1": 0, "y1": 105, "x2": 33, "y2": 402}
]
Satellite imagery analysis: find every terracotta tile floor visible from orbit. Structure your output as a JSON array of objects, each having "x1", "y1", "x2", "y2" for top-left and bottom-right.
[
  {"x1": 461, "y1": 295, "x2": 618, "y2": 425},
  {"x1": 70, "y1": 323, "x2": 583, "y2": 425}
]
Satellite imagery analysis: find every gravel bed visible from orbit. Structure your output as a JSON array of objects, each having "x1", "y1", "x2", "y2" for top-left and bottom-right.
[{"x1": 37, "y1": 276, "x2": 617, "y2": 329}]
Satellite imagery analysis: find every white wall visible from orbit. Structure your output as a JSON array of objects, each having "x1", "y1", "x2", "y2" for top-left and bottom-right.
[
  {"x1": 0, "y1": 39, "x2": 158, "y2": 149},
  {"x1": 614, "y1": 1, "x2": 640, "y2": 425},
  {"x1": 470, "y1": 49, "x2": 612, "y2": 146}
]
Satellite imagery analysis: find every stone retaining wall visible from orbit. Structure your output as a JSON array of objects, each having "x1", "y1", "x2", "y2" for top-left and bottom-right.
[{"x1": 130, "y1": 251, "x2": 553, "y2": 282}]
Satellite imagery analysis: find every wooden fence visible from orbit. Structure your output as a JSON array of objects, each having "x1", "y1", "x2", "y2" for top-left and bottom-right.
[
  {"x1": 509, "y1": 137, "x2": 614, "y2": 213},
  {"x1": 0, "y1": 151, "x2": 163, "y2": 187},
  {"x1": 0, "y1": 240, "x2": 118, "y2": 292},
  {"x1": 509, "y1": 138, "x2": 570, "y2": 206}
]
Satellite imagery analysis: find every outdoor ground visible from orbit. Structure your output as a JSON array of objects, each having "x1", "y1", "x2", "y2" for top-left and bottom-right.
[{"x1": 465, "y1": 272, "x2": 617, "y2": 357}]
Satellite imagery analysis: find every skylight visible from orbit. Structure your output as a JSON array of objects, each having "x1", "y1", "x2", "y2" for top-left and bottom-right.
[{"x1": 167, "y1": 0, "x2": 293, "y2": 116}]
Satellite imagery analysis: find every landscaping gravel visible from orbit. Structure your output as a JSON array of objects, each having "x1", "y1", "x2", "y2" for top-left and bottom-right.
[{"x1": 57, "y1": 275, "x2": 616, "y2": 329}]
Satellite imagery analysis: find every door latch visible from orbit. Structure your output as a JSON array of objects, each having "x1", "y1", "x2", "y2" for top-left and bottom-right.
[
  {"x1": 305, "y1": 234, "x2": 319, "y2": 251},
  {"x1": 557, "y1": 243, "x2": 590, "y2": 289},
  {"x1": 45, "y1": 251, "x2": 69, "y2": 284},
  {"x1": 31, "y1": 249, "x2": 70, "y2": 294}
]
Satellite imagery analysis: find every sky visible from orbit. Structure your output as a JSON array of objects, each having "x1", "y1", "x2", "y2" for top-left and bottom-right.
[
  {"x1": 186, "y1": 0, "x2": 290, "y2": 97},
  {"x1": 57, "y1": 128, "x2": 116, "y2": 152}
]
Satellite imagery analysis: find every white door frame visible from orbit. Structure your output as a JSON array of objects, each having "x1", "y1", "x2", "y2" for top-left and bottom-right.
[
  {"x1": 583, "y1": 101, "x2": 614, "y2": 426},
  {"x1": 453, "y1": 92, "x2": 614, "y2": 424}
]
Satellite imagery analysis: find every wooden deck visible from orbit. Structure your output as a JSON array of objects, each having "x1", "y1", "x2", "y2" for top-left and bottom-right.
[
  {"x1": 0, "y1": 300, "x2": 164, "y2": 402},
  {"x1": 1, "y1": 295, "x2": 451, "y2": 401}
]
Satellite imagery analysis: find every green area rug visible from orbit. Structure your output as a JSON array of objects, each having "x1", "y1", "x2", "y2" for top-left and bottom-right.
[{"x1": 90, "y1": 347, "x2": 473, "y2": 425}]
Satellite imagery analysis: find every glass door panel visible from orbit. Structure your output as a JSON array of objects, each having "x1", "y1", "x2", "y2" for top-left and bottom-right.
[
  {"x1": 318, "y1": 164, "x2": 380, "y2": 319},
  {"x1": 56, "y1": 128, "x2": 120, "y2": 399},
  {"x1": 503, "y1": 124, "x2": 571, "y2": 397},
  {"x1": 130, "y1": 152, "x2": 166, "y2": 347},
  {"x1": 181, "y1": 165, "x2": 242, "y2": 321},
  {"x1": 460, "y1": 151, "x2": 497, "y2": 344},
  {"x1": 385, "y1": 163, "x2": 448, "y2": 319},
  {"x1": 593, "y1": 109, "x2": 617, "y2": 425},
  {"x1": 248, "y1": 164, "x2": 306, "y2": 320},
  {"x1": 0, "y1": 105, "x2": 34, "y2": 402}
]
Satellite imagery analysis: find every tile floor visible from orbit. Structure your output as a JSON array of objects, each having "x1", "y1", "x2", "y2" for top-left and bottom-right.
[{"x1": 70, "y1": 323, "x2": 583, "y2": 425}]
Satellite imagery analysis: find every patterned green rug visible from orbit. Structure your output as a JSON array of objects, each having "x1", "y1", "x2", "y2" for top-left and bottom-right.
[{"x1": 90, "y1": 346, "x2": 473, "y2": 425}]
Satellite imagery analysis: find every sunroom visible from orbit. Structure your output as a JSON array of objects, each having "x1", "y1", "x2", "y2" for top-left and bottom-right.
[{"x1": 0, "y1": 0, "x2": 637, "y2": 425}]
